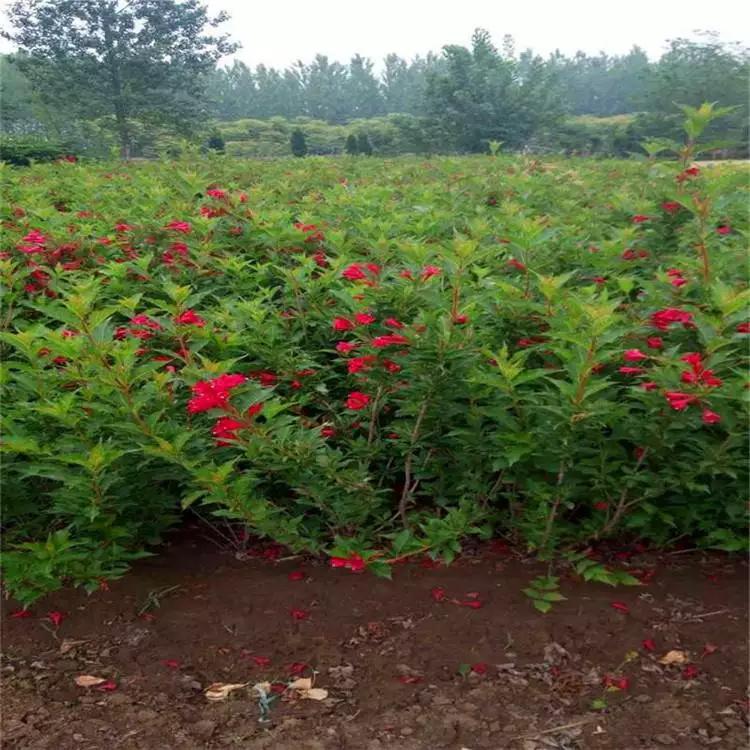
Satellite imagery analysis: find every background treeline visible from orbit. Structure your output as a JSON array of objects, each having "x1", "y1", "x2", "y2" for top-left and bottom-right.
[{"x1": 1, "y1": 23, "x2": 748, "y2": 159}]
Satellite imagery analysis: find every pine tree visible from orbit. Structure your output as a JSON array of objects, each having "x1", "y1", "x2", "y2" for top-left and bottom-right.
[
  {"x1": 345, "y1": 133, "x2": 359, "y2": 154},
  {"x1": 356, "y1": 132, "x2": 373, "y2": 155},
  {"x1": 290, "y1": 128, "x2": 308, "y2": 157}
]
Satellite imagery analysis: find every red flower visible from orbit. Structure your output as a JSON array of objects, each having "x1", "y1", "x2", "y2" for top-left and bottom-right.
[
  {"x1": 212, "y1": 417, "x2": 244, "y2": 446},
  {"x1": 507, "y1": 258, "x2": 526, "y2": 271},
  {"x1": 165, "y1": 220, "x2": 192, "y2": 234},
  {"x1": 650, "y1": 308, "x2": 694, "y2": 331},
  {"x1": 701, "y1": 408, "x2": 721, "y2": 425},
  {"x1": 640, "y1": 381, "x2": 658, "y2": 391},
  {"x1": 355, "y1": 312, "x2": 376, "y2": 325},
  {"x1": 603, "y1": 675, "x2": 630, "y2": 690},
  {"x1": 313, "y1": 251, "x2": 327, "y2": 267},
  {"x1": 665, "y1": 391, "x2": 696, "y2": 411},
  {"x1": 290, "y1": 608, "x2": 310, "y2": 621},
  {"x1": 619, "y1": 366, "x2": 646, "y2": 375},
  {"x1": 421, "y1": 265, "x2": 442, "y2": 279},
  {"x1": 592, "y1": 276, "x2": 608, "y2": 284},
  {"x1": 646, "y1": 337, "x2": 663, "y2": 350},
  {"x1": 206, "y1": 188, "x2": 227, "y2": 200},
  {"x1": 682, "y1": 665, "x2": 699, "y2": 680},
  {"x1": 471, "y1": 663, "x2": 488, "y2": 675},
  {"x1": 288, "y1": 570, "x2": 305, "y2": 581},
  {"x1": 371, "y1": 334, "x2": 409, "y2": 348},
  {"x1": 632, "y1": 214, "x2": 649, "y2": 223},
  {"x1": 114, "y1": 222, "x2": 134, "y2": 232},
  {"x1": 175, "y1": 309, "x2": 205, "y2": 327},
  {"x1": 345, "y1": 391, "x2": 371, "y2": 410},
  {"x1": 623, "y1": 349, "x2": 648, "y2": 362},
  {"x1": 453, "y1": 314, "x2": 469, "y2": 325},
  {"x1": 333, "y1": 317, "x2": 354, "y2": 331},
  {"x1": 347, "y1": 355, "x2": 376, "y2": 374},
  {"x1": 594, "y1": 501, "x2": 609, "y2": 511},
  {"x1": 399, "y1": 269, "x2": 414, "y2": 280},
  {"x1": 431, "y1": 587, "x2": 447, "y2": 602},
  {"x1": 187, "y1": 373, "x2": 247, "y2": 413},
  {"x1": 661, "y1": 201, "x2": 681, "y2": 215},
  {"x1": 320, "y1": 426, "x2": 336, "y2": 438},
  {"x1": 716, "y1": 224, "x2": 731, "y2": 235},
  {"x1": 384, "y1": 318, "x2": 404, "y2": 329},
  {"x1": 341, "y1": 263, "x2": 368, "y2": 281},
  {"x1": 382, "y1": 358, "x2": 401, "y2": 373},
  {"x1": 46, "y1": 610, "x2": 65, "y2": 628},
  {"x1": 642, "y1": 639, "x2": 656, "y2": 652},
  {"x1": 611, "y1": 601, "x2": 629, "y2": 613},
  {"x1": 736, "y1": 322, "x2": 750, "y2": 334},
  {"x1": 162, "y1": 659, "x2": 181, "y2": 669},
  {"x1": 329, "y1": 554, "x2": 366, "y2": 573}
]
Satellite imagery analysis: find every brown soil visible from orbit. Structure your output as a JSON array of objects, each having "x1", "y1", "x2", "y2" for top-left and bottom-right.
[{"x1": 2, "y1": 528, "x2": 748, "y2": 750}]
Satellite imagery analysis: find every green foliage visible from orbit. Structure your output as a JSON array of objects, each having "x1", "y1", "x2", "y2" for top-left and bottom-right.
[
  {"x1": 345, "y1": 134, "x2": 359, "y2": 155},
  {"x1": 4, "y1": 0, "x2": 238, "y2": 156},
  {"x1": 523, "y1": 576, "x2": 566, "y2": 613},
  {"x1": 356, "y1": 132, "x2": 373, "y2": 155},
  {"x1": 1, "y1": 126, "x2": 748, "y2": 603},
  {"x1": 290, "y1": 128, "x2": 308, "y2": 157},
  {"x1": 0, "y1": 136, "x2": 70, "y2": 165}
]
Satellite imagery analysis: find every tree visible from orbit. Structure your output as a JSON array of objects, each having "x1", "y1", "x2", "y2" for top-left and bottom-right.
[
  {"x1": 356, "y1": 132, "x2": 372, "y2": 155},
  {"x1": 3, "y1": 0, "x2": 237, "y2": 157},
  {"x1": 345, "y1": 54, "x2": 384, "y2": 118},
  {"x1": 290, "y1": 128, "x2": 307, "y2": 156},
  {"x1": 345, "y1": 133, "x2": 358, "y2": 154},
  {"x1": 424, "y1": 29, "x2": 562, "y2": 152}
]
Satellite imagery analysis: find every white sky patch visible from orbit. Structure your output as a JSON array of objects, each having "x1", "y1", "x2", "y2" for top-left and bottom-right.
[{"x1": 1, "y1": 0, "x2": 748, "y2": 68}]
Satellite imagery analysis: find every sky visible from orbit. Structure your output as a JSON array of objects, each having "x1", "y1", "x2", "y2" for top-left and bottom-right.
[{"x1": 1, "y1": 0, "x2": 748, "y2": 68}]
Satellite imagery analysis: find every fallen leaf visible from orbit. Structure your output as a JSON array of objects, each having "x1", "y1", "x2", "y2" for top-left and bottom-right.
[
  {"x1": 611, "y1": 601, "x2": 629, "y2": 613},
  {"x1": 659, "y1": 650, "x2": 688, "y2": 665},
  {"x1": 302, "y1": 687, "x2": 328, "y2": 700},
  {"x1": 288, "y1": 677, "x2": 313, "y2": 691},
  {"x1": 59, "y1": 639, "x2": 87, "y2": 655},
  {"x1": 204, "y1": 682, "x2": 248, "y2": 701},
  {"x1": 75, "y1": 675, "x2": 106, "y2": 687},
  {"x1": 252, "y1": 681, "x2": 271, "y2": 694}
]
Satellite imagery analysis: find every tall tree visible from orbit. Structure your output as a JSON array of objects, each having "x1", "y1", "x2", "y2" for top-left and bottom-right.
[
  {"x1": 345, "y1": 55, "x2": 384, "y2": 118},
  {"x1": 3, "y1": 0, "x2": 237, "y2": 157},
  {"x1": 425, "y1": 29, "x2": 562, "y2": 151}
]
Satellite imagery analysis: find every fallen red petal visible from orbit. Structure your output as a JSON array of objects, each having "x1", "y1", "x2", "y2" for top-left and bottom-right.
[
  {"x1": 97, "y1": 680, "x2": 118, "y2": 691},
  {"x1": 9, "y1": 610, "x2": 33, "y2": 619},
  {"x1": 471, "y1": 662, "x2": 488, "y2": 675},
  {"x1": 290, "y1": 608, "x2": 310, "y2": 621},
  {"x1": 287, "y1": 662, "x2": 308, "y2": 675},
  {"x1": 161, "y1": 659, "x2": 181, "y2": 669},
  {"x1": 459, "y1": 600, "x2": 483, "y2": 609},
  {"x1": 288, "y1": 570, "x2": 305, "y2": 581},
  {"x1": 611, "y1": 601, "x2": 630, "y2": 613},
  {"x1": 430, "y1": 587, "x2": 447, "y2": 602},
  {"x1": 701, "y1": 643, "x2": 718, "y2": 658},
  {"x1": 682, "y1": 665, "x2": 699, "y2": 680},
  {"x1": 251, "y1": 655, "x2": 271, "y2": 667},
  {"x1": 642, "y1": 639, "x2": 656, "y2": 652},
  {"x1": 396, "y1": 675, "x2": 423, "y2": 684},
  {"x1": 46, "y1": 611, "x2": 65, "y2": 628}
]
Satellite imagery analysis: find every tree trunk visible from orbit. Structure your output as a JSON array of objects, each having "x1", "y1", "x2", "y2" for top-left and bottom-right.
[{"x1": 101, "y1": 13, "x2": 130, "y2": 159}]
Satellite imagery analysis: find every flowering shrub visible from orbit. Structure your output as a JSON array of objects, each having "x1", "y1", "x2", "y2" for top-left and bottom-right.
[{"x1": 1, "y1": 137, "x2": 748, "y2": 603}]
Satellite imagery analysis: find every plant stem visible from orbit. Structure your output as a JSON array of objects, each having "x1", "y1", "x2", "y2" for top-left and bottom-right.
[{"x1": 398, "y1": 401, "x2": 429, "y2": 528}]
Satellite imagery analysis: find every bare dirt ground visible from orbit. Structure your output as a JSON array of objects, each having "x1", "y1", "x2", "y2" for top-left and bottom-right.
[{"x1": 2, "y1": 528, "x2": 748, "y2": 750}]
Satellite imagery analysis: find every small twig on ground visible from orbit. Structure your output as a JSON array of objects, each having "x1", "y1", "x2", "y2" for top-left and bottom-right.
[
  {"x1": 684, "y1": 608, "x2": 729, "y2": 621},
  {"x1": 512, "y1": 717, "x2": 596, "y2": 740}
]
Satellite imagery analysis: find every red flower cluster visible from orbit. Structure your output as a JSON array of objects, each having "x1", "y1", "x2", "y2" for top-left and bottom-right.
[
  {"x1": 341, "y1": 262, "x2": 381, "y2": 284},
  {"x1": 165, "y1": 220, "x2": 191, "y2": 234},
  {"x1": 632, "y1": 214, "x2": 649, "y2": 223},
  {"x1": 175, "y1": 309, "x2": 205, "y2": 327},
  {"x1": 294, "y1": 223, "x2": 324, "y2": 242},
  {"x1": 330, "y1": 554, "x2": 366, "y2": 573},
  {"x1": 666, "y1": 268, "x2": 687, "y2": 288},
  {"x1": 187, "y1": 373, "x2": 246, "y2": 413},
  {"x1": 661, "y1": 201, "x2": 681, "y2": 215},
  {"x1": 650, "y1": 308, "x2": 694, "y2": 331},
  {"x1": 115, "y1": 314, "x2": 162, "y2": 340},
  {"x1": 679, "y1": 353, "x2": 722, "y2": 388},
  {"x1": 371, "y1": 334, "x2": 409, "y2": 348},
  {"x1": 345, "y1": 392, "x2": 371, "y2": 410},
  {"x1": 676, "y1": 166, "x2": 700, "y2": 183}
]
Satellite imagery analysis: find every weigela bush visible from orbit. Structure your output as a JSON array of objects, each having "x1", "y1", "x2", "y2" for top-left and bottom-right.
[{"x1": 1, "y1": 147, "x2": 747, "y2": 603}]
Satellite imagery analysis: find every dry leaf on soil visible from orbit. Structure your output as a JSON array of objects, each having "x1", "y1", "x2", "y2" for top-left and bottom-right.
[
  {"x1": 74, "y1": 675, "x2": 106, "y2": 687},
  {"x1": 204, "y1": 682, "x2": 248, "y2": 701},
  {"x1": 288, "y1": 677, "x2": 313, "y2": 691},
  {"x1": 301, "y1": 687, "x2": 328, "y2": 700},
  {"x1": 60, "y1": 639, "x2": 87, "y2": 655},
  {"x1": 659, "y1": 650, "x2": 688, "y2": 665}
]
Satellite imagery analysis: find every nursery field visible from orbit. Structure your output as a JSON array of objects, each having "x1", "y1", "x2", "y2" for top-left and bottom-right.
[{"x1": 1, "y1": 150, "x2": 749, "y2": 747}]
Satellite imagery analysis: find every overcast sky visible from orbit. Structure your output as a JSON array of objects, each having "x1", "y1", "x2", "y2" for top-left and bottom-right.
[{"x1": 1, "y1": 0, "x2": 748, "y2": 68}]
